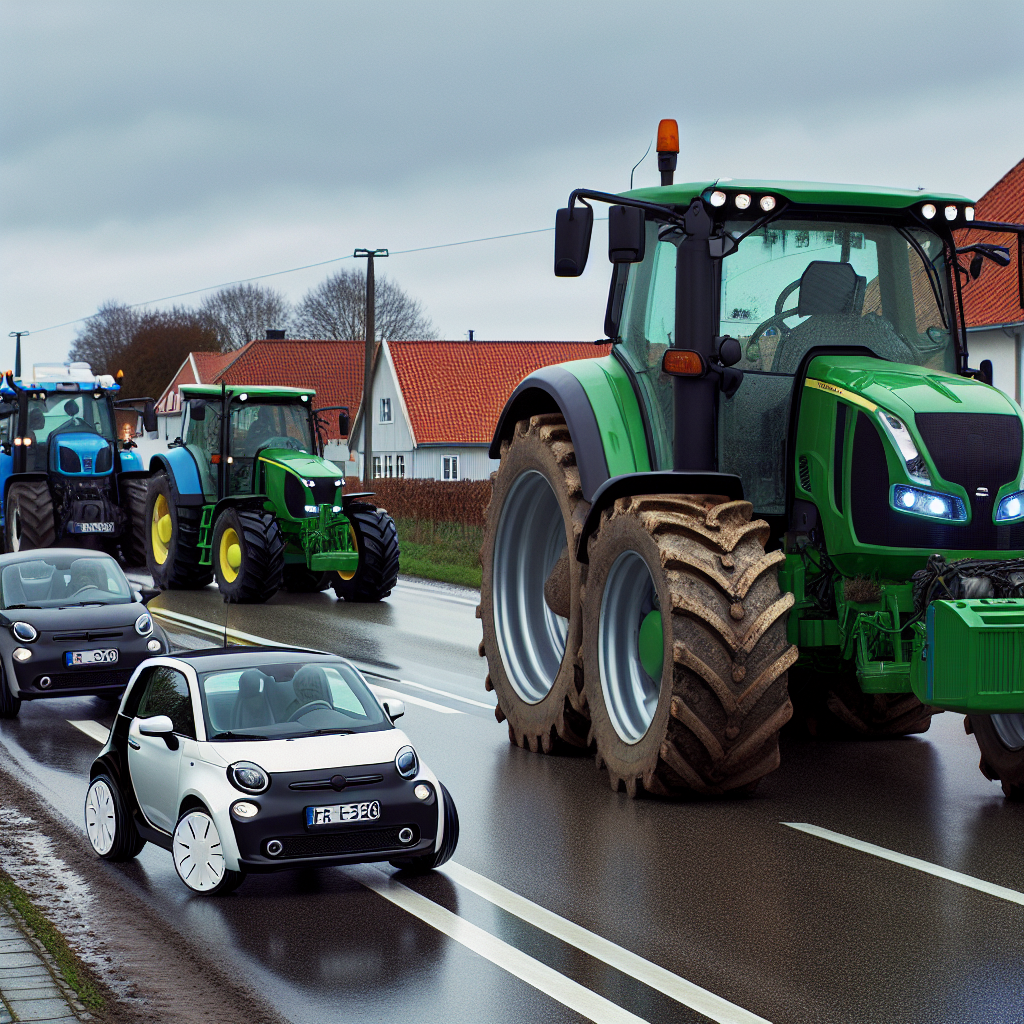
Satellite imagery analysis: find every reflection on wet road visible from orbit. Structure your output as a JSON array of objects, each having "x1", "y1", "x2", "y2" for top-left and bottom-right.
[{"x1": 1, "y1": 576, "x2": 1022, "y2": 1023}]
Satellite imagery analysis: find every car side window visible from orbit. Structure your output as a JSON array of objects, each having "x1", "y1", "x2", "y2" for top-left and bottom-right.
[{"x1": 136, "y1": 667, "x2": 196, "y2": 739}]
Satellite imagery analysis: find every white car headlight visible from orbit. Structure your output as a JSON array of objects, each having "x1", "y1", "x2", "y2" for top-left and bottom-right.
[
  {"x1": 395, "y1": 745, "x2": 419, "y2": 779},
  {"x1": 11, "y1": 622, "x2": 37, "y2": 643}
]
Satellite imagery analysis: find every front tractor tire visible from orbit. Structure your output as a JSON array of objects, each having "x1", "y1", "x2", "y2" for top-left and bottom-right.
[
  {"x1": 213, "y1": 508, "x2": 285, "y2": 603},
  {"x1": 332, "y1": 503, "x2": 400, "y2": 603},
  {"x1": 479, "y1": 414, "x2": 590, "y2": 753},
  {"x1": 146, "y1": 473, "x2": 213, "y2": 590},
  {"x1": 967, "y1": 713, "x2": 1024, "y2": 801},
  {"x1": 582, "y1": 495, "x2": 797, "y2": 797},
  {"x1": 121, "y1": 477, "x2": 149, "y2": 568},
  {"x1": 5, "y1": 481, "x2": 55, "y2": 552}
]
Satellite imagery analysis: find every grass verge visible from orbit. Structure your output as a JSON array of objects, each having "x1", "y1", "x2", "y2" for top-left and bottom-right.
[
  {"x1": 0, "y1": 868, "x2": 105, "y2": 1013},
  {"x1": 395, "y1": 518, "x2": 482, "y2": 589}
]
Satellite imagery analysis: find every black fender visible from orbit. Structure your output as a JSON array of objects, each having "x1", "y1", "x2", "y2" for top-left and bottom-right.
[
  {"x1": 211, "y1": 495, "x2": 269, "y2": 523},
  {"x1": 489, "y1": 366, "x2": 610, "y2": 503},
  {"x1": 576, "y1": 471, "x2": 744, "y2": 563}
]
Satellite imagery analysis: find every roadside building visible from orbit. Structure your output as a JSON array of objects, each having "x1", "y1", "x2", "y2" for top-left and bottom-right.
[{"x1": 349, "y1": 340, "x2": 610, "y2": 480}]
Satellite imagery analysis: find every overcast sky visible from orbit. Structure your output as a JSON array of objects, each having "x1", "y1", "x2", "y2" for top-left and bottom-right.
[{"x1": 2, "y1": 0, "x2": 1023, "y2": 368}]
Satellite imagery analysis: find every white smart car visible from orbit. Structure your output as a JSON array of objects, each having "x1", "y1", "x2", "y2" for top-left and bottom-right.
[{"x1": 84, "y1": 647, "x2": 458, "y2": 895}]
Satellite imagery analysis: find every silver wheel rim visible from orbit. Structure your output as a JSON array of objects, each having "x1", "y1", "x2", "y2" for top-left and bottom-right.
[
  {"x1": 85, "y1": 780, "x2": 116, "y2": 856},
  {"x1": 9, "y1": 506, "x2": 21, "y2": 553},
  {"x1": 492, "y1": 470, "x2": 568, "y2": 703},
  {"x1": 173, "y1": 811, "x2": 226, "y2": 892},
  {"x1": 598, "y1": 550, "x2": 661, "y2": 744},
  {"x1": 992, "y1": 713, "x2": 1024, "y2": 752}
]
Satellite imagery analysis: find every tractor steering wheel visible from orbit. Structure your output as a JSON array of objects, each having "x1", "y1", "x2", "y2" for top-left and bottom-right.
[
  {"x1": 259, "y1": 436, "x2": 305, "y2": 452},
  {"x1": 745, "y1": 279, "x2": 803, "y2": 362},
  {"x1": 287, "y1": 700, "x2": 333, "y2": 722}
]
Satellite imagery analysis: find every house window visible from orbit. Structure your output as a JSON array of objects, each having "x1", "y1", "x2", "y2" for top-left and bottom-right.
[
  {"x1": 396, "y1": 455, "x2": 405, "y2": 478},
  {"x1": 443, "y1": 455, "x2": 459, "y2": 481},
  {"x1": 372, "y1": 456, "x2": 381, "y2": 479},
  {"x1": 380, "y1": 398, "x2": 392, "y2": 423},
  {"x1": 384, "y1": 455, "x2": 393, "y2": 478}
]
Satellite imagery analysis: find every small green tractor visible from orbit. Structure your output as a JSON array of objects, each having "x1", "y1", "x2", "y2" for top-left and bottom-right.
[
  {"x1": 145, "y1": 384, "x2": 399, "y2": 603},
  {"x1": 479, "y1": 120, "x2": 1024, "y2": 800}
]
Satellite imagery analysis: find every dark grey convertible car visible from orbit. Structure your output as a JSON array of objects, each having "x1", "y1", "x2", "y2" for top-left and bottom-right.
[{"x1": 0, "y1": 549, "x2": 168, "y2": 717}]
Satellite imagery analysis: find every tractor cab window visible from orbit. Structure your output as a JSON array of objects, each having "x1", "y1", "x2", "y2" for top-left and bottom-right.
[
  {"x1": 616, "y1": 220, "x2": 678, "y2": 470},
  {"x1": 183, "y1": 399, "x2": 221, "y2": 501},
  {"x1": 25, "y1": 393, "x2": 116, "y2": 473},
  {"x1": 717, "y1": 220, "x2": 955, "y2": 515},
  {"x1": 228, "y1": 401, "x2": 313, "y2": 495}
]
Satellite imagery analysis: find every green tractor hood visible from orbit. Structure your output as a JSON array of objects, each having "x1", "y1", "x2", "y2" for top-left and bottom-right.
[{"x1": 256, "y1": 446, "x2": 343, "y2": 484}]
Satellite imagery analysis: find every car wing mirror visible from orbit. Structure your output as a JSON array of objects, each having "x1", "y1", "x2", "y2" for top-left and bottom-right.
[
  {"x1": 137, "y1": 715, "x2": 178, "y2": 749},
  {"x1": 381, "y1": 698, "x2": 405, "y2": 723}
]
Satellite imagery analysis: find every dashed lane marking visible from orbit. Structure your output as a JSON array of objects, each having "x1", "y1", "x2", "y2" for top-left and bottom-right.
[
  {"x1": 350, "y1": 864, "x2": 652, "y2": 1024},
  {"x1": 68, "y1": 720, "x2": 111, "y2": 744},
  {"x1": 784, "y1": 822, "x2": 1024, "y2": 907},
  {"x1": 443, "y1": 861, "x2": 771, "y2": 1024}
]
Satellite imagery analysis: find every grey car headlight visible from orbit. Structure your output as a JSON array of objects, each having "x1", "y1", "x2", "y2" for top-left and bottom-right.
[
  {"x1": 395, "y1": 745, "x2": 419, "y2": 779},
  {"x1": 135, "y1": 613, "x2": 153, "y2": 636},
  {"x1": 228, "y1": 761, "x2": 269, "y2": 794}
]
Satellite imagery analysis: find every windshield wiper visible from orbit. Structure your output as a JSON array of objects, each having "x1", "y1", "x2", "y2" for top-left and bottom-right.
[
  {"x1": 209, "y1": 731, "x2": 270, "y2": 740},
  {"x1": 3, "y1": 604, "x2": 40, "y2": 610},
  {"x1": 300, "y1": 728, "x2": 355, "y2": 737}
]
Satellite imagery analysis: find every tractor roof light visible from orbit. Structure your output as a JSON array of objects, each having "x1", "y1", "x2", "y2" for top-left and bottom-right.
[
  {"x1": 662, "y1": 350, "x2": 706, "y2": 377},
  {"x1": 921, "y1": 203, "x2": 937, "y2": 220},
  {"x1": 734, "y1": 193, "x2": 751, "y2": 210},
  {"x1": 656, "y1": 118, "x2": 679, "y2": 186},
  {"x1": 759, "y1": 195, "x2": 777, "y2": 212},
  {"x1": 709, "y1": 190, "x2": 727, "y2": 208},
  {"x1": 239, "y1": 393, "x2": 248, "y2": 401},
  {"x1": 965, "y1": 206, "x2": 975, "y2": 221},
  {"x1": 944, "y1": 205, "x2": 958, "y2": 221}
]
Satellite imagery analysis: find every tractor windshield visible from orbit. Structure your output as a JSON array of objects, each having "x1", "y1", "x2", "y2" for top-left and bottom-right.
[
  {"x1": 23, "y1": 392, "x2": 116, "y2": 473},
  {"x1": 228, "y1": 400, "x2": 314, "y2": 495}
]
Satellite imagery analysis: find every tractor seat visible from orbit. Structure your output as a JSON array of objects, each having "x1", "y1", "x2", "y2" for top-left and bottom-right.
[{"x1": 230, "y1": 669, "x2": 274, "y2": 729}]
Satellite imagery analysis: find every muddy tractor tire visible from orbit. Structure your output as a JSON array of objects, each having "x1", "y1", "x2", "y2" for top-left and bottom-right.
[
  {"x1": 479, "y1": 414, "x2": 590, "y2": 753},
  {"x1": 582, "y1": 495, "x2": 796, "y2": 797},
  {"x1": 212, "y1": 507, "x2": 285, "y2": 603},
  {"x1": 284, "y1": 565, "x2": 331, "y2": 593},
  {"x1": 967, "y1": 713, "x2": 1024, "y2": 801},
  {"x1": 145, "y1": 473, "x2": 213, "y2": 590},
  {"x1": 5, "y1": 480, "x2": 55, "y2": 552},
  {"x1": 121, "y1": 477, "x2": 149, "y2": 568},
  {"x1": 332, "y1": 503, "x2": 400, "y2": 603}
]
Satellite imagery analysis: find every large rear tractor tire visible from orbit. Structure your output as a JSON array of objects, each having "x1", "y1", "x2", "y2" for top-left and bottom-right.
[
  {"x1": 479, "y1": 414, "x2": 590, "y2": 753},
  {"x1": 145, "y1": 473, "x2": 213, "y2": 590},
  {"x1": 212, "y1": 508, "x2": 285, "y2": 603},
  {"x1": 121, "y1": 477, "x2": 149, "y2": 567},
  {"x1": 284, "y1": 565, "x2": 331, "y2": 593},
  {"x1": 582, "y1": 495, "x2": 796, "y2": 797},
  {"x1": 5, "y1": 481, "x2": 56, "y2": 552},
  {"x1": 332, "y1": 503, "x2": 400, "y2": 603},
  {"x1": 966, "y1": 713, "x2": 1024, "y2": 801}
]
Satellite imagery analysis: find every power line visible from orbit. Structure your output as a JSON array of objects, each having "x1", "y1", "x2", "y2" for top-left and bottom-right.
[{"x1": 26, "y1": 221, "x2": 581, "y2": 336}]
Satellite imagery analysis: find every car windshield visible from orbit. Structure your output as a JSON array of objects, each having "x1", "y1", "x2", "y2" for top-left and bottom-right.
[
  {"x1": 0, "y1": 553, "x2": 132, "y2": 609},
  {"x1": 197, "y1": 659, "x2": 390, "y2": 740}
]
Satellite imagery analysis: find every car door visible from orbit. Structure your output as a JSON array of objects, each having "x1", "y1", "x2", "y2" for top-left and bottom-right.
[{"x1": 127, "y1": 666, "x2": 196, "y2": 832}]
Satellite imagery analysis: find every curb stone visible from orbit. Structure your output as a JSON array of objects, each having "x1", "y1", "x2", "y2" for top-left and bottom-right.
[{"x1": 0, "y1": 894, "x2": 90, "y2": 1023}]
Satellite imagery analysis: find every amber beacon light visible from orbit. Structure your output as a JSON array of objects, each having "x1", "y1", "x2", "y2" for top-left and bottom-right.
[{"x1": 657, "y1": 119, "x2": 679, "y2": 186}]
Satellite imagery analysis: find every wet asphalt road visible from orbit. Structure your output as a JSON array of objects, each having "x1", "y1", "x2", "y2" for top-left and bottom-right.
[{"x1": 1, "y1": 576, "x2": 1023, "y2": 1024}]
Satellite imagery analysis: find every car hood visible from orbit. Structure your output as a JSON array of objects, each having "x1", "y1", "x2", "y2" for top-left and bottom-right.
[
  {"x1": 202, "y1": 728, "x2": 412, "y2": 773},
  {"x1": 2, "y1": 602, "x2": 145, "y2": 631}
]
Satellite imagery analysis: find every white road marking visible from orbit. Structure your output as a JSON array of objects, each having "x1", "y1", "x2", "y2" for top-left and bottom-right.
[
  {"x1": 443, "y1": 861, "x2": 771, "y2": 1024},
  {"x1": 397, "y1": 678, "x2": 495, "y2": 710},
  {"x1": 350, "y1": 864, "x2": 651, "y2": 1024},
  {"x1": 68, "y1": 720, "x2": 110, "y2": 744},
  {"x1": 394, "y1": 578, "x2": 480, "y2": 607},
  {"x1": 151, "y1": 607, "x2": 470, "y2": 715},
  {"x1": 784, "y1": 822, "x2": 1024, "y2": 907}
]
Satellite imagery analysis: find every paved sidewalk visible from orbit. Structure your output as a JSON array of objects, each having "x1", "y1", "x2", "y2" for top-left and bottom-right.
[{"x1": 0, "y1": 902, "x2": 87, "y2": 1023}]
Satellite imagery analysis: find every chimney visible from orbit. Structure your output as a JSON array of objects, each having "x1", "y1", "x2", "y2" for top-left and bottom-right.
[{"x1": 266, "y1": 329, "x2": 286, "y2": 340}]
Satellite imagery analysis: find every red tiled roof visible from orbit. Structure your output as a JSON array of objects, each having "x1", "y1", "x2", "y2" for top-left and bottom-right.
[
  {"x1": 386, "y1": 340, "x2": 612, "y2": 445},
  {"x1": 957, "y1": 157, "x2": 1024, "y2": 328},
  {"x1": 194, "y1": 348, "x2": 241, "y2": 381}
]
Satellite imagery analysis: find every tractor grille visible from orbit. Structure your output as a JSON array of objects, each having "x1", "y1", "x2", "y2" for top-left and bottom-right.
[
  {"x1": 915, "y1": 413, "x2": 1022, "y2": 498},
  {"x1": 851, "y1": 411, "x2": 1024, "y2": 551},
  {"x1": 275, "y1": 825, "x2": 418, "y2": 859},
  {"x1": 34, "y1": 669, "x2": 133, "y2": 690}
]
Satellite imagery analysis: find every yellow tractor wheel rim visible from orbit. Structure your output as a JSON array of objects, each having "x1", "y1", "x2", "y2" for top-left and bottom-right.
[
  {"x1": 219, "y1": 527, "x2": 242, "y2": 583},
  {"x1": 338, "y1": 524, "x2": 358, "y2": 581},
  {"x1": 151, "y1": 494, "x2": 171, "y2": 565}
]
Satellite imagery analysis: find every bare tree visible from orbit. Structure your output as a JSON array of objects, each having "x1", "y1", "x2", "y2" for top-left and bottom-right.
[
  {"x1": 68, "y1": 301, "x2": 144, "y2": 374},
  {"x1": 118, "y1": 309, "x2": 220, "y2": 400},
  {"x1": 200, "y1": 283, "x2": 292, "y2": 351},
  {"x1": 292, "y1": 268, "x2": 435, "y2": 341}
]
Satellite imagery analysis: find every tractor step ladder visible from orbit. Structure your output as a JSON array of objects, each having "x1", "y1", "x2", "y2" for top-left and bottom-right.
[{"x1": 197, "y1": 505, "x2": 215, "y2": 566}]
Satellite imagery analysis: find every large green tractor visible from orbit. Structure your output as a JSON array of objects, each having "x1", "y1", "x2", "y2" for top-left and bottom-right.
[
  {"x1": 479, "y1": 120, "x2": 1024, "y2": 800},
  {"x1": 145, "y1": 384, "x2": 399, "y2": 603}
]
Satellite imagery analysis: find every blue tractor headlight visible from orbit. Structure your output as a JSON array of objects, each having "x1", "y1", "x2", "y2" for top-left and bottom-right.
[
  {"x1": 891, "y1": 484, "x2": 967, "y2": 521},
  {"x1": 996, "y1": 491, "x2": 1024, "y2": 522}
]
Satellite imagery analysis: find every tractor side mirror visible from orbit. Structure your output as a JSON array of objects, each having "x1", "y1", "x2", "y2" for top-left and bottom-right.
[
  {"x1": 338, "y1": 410, "x2": 350, "y2": 438},
  {"x1": 608, "y1": 206, "x2": 646, "y2": 264},
  {"x1": 554, "y1": 204, "x2": 594, "y2": 277},
  {"x1": 0, "y1": 402, "x2": 16, "y2": 418},
  {"x1": 142, "y1": 401, "x2": 158, "y2": 434},
  {"x1": 189, "y1": 399, "x2": 206, "y2": 421}
]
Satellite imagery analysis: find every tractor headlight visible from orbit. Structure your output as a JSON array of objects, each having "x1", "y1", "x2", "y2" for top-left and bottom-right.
[
  {"x1": 996, "y1": 491, "x2": 1024, "y2": 522},
  {"x1": 876, "y1": 410, "x2": 930, "y2": 485},
  {"x1": 11, "y1": 622, "x2": 37, "y2": 643},
  {"x1": 135, "y1": 613, "x2": 153, "y2": 636},
  {"x1": 228, "y1": 761, "x2": 270, "y2": 794},
  {"x1": 891, "y1": 484, "x2": 967, "y2": 521},
  {"x1": 395, "y1": 745, "x2": 419, "y2": 779}
]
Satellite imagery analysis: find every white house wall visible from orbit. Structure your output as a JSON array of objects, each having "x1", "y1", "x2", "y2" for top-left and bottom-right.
[
  {"x1": 412, "y1": 447, "x2": 499, "y2": 481},
  {"x1": 968, "y1": 325, "x2": 1024, "y2": 406}
]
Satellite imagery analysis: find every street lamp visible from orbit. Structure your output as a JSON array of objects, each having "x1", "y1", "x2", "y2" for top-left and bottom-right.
[
  {"x1": 7, "y1": 332, "x2": 28, "y2": 379},
  {"x1": 353, "y1": 248, "x2": 388, "y2": 483}
]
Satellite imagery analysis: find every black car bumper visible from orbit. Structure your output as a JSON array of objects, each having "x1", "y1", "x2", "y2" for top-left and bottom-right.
[{"x1": 230, "y1": 763, "x2": 441, "y2": 873}]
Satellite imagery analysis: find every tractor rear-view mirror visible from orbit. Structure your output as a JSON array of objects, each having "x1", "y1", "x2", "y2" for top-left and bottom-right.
[
  {"x1": 554, "y1": 203, "x2": 594, "y2": 277},
  {"x1": 143, "y1": 401, "x2": 157, "y2": 434},
  {"x1": 189, "y1": 399, "x2": 207, "y2": 421},
  {"x1": 339, "y1": 409, "x2": 350, "y2": 438},
  {"x1": 0, "y1": 402, "x2": 16, "y2": 418},
  {"x1": 608, "y1": 206, "x2": 646, "y2": 264}
]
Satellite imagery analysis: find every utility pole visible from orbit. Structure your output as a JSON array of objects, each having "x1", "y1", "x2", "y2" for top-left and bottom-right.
[
  {"x1": 353, "y1": 248, "x2": 388, "y2": 483},
  {"x1": 7, "y1": 332, "x2": 28, "y2": 379}
]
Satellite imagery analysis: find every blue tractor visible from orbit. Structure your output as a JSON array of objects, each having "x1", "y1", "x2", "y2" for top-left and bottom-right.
[{"x1": 0, "y1": 363, "x2": 156, "y2": 559}]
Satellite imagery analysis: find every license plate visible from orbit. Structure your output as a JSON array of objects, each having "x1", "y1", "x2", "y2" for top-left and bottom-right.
[
  {"x1": 66, "y1": 649, "x2": 119, "y2": 666},
  {"x1": 70, "y1": 522, "x2": 115, "y2": 534},
  {"x1": 306, "y1": 800, "x2": 380, "y2": 826}
]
